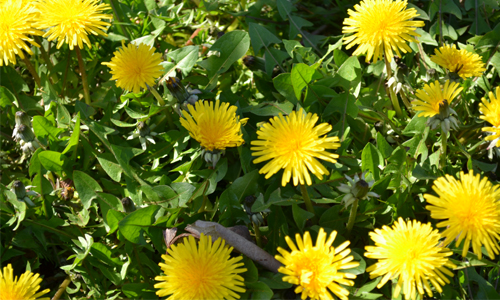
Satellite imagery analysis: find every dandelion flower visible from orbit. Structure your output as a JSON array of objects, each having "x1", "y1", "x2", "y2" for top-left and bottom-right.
[
  {"x1": 479, "y1": 86, "x2": 500, "y2": 149},
  {"x1": 425, "y1": 171, "x2": 500, "y2": 259},
  {"x1": 34, "y1": 0, "x2": 112, "y2": 50},
  {"x1": 102, "y1": 43, "x2": 164, "y2": 94},
  {"x1": 180, "y1": 100, "x2": 248, "y2": 152},
  {"x1": 0, "y1": 264, "x2": 50, "y2": 300},
  {"x1": 365, "y1": 218, "x2": 456, "y2": 300},
  {"x1": 251, "y1": 109, "x2": 340, "y2": 186},
  {"x1": 0, "y1": 0, "x2": 43, "y2": 66},
  {"x1": 154, "y1": 233, "x2": 247, "y2": 300},
  {"x1": 275, "y1": 228, "x2": 359, "y2": 300},
  {"x1": 413, "y1": 80, "x2": 463, "y2": 117},
  {"x1": 430, "y1": 44, "x2": 486, "y2": 78},
  {"x1": 343, "y1": 0, "x2": 424, "y2": 63}
]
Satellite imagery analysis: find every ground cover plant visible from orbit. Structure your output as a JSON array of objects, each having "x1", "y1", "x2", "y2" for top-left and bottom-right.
[{"x1": 1, "y1": 0, "x2": 500, "y2": 299}]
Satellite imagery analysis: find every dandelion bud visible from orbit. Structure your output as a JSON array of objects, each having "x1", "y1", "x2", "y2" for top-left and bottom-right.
[
  {"x1": 438, "y1": 100, "x2": 449, "y2": 120},
  {"x1": 17, "y1": 124, "x2": 35, "y2": 142},
  {"x1": 121, "y1": 197, "x2": 136, "y2": 213},
  {"x1": 352, "y1": 180, "x2": 370, "y2": 199},
  {"x1": 242, "y1": 55, "x2": 266, "y2": 72},
  {"x1": 15, "y1": 111, "x2": 31, "y2": 127},
  {"x1": 137, "y1": 121, "x2": 150, "y2": 137},
  {"x1": 166, "y1": 77, "x2": 190, "y2": 103},
  {"x1": 11, "y1": 180, "x2": 27, "y2": 199}
]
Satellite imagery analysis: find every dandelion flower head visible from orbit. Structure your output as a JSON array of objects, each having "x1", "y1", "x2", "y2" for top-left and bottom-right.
[
  {"x1": 0, "y1": 0, "x2": 43, "y2": 66},
  {"x1": 342, "y1": 0, "x2": 425, "y2": 63},
  {"x1": 0, "y1": 264, "x2": 50, "y2": 300},
  {"x1": 251, "y1": 109, "x2": 340, "y2": 186},
  {"x1": 154, "y1": 233, "x2": 247, "y2": 300},
  {"x1": 102, "y1": 42, "x2": 164, "y2": 94},
  {"x1": 34, "y1": 0, "x2": 112, "y2": 50},
  {"x1": 413, "y1": 80, "x2": 463, "y2": 117},
  {"x1": 180, "y1": 100, "x2": 248, "y2": 151},
  {"x1": 430, "y1": 44, "x2": 486, "y2": 78},
  {"x1": 479, "y1": 86, "x2": 500, "y2": 149},
  {"x1": 275, "y1": 228, "x2": 359, "y2": 300},
  {"x1": 365, "y1": 218, "x2": 456, "y2": 300},
  {"x1": 425, "y1": 170, "x2": 500, "y2": 259}
]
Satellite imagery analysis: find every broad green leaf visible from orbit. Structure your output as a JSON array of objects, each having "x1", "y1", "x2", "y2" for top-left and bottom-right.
[
  {"x1": 292, "y1": 203, "x2": 314, "y2": 231},
  {"x1": 38, "y1": 151, "x2": 65, "y2": 173},
  {"x1": 376, "y1": 132, "x2": 394, "y2": 159},
  {"x1": 62, "y1": 112, "x2": 80, "y2": 160},
  {"x1": 229, "y1": 169, "x2": 259, "y2": 202},
  {"x1": 170, "y1": 182, "x2": 196, "y2": 207},
  {"x1": 0, "y1": 86, "x2": 16, "y2": 108},
  {"x1": 273, "y1": 73, "x2": 298, "y2": 104},
  {"x1": 243, "y1": 281, "x2": 273, "y2": 300},
  {"x1": 198, "y1": 30, "x2": 250, "y2": 90},
  {"x1": 319, "y1": 205, "x2": 348, "y2": 234},
  {"x1": 32, "y1": 116, "x2": 64, "y2": 144},
  {"x1": 290, "y1": 63, "x2": 322, "y2": 100},
  {"x1": 402, "y1": 114, "x2": 427, "y2": 135},
  {"x1": 248, "y1": 23, "x2": 285, "y2": 74},
  {"x1": 107, "y1": 209, "x2": 125, "y2": 234},
  {"x1": 73, "y1": 170, "x2": 103, "y2": 209},
  {"x1": 119, "y1": 205, "x2": 160, "y2": 244},
  {"x1": 17, "y1": 95, "x2": 43, "y2": 112},
  {"x1": 56, "y1": 102, "x2": 71, "y2": 127},
  {"x1": 361, "y1": 143, "x2": 384, "y2": 180},
  {"x1": 240, "y1": 101, "x2": 294, "y2": 116},
  {"x1": 96, "y1": 153, "x2": 123, "y2": 182},
  {"x1": 160, "y1": 45, "x2": 199, "y2": 78}
]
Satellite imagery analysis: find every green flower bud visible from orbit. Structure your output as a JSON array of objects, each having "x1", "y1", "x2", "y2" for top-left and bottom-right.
[
  {"x1": 11, "y1": 180, "x2": 27, "y2": 199},
  {"x1": 15, "y1": 111, "x2": 31, "y2": 127},
  {"x1": 18, "y1": 124, "x2": 35, "y2": 142},
  {"x1": 121, "y1": 197, "x2": 136, "y2": 213},
  {"x1": 352, "y1": 180, "x2": 370, "y2": 199},
  {"x1": 137, "y1": 121, "x2": 150, "y2": 137},
  {"x1": 166, "y1": 77, "x2": 190, "y2": 103}
]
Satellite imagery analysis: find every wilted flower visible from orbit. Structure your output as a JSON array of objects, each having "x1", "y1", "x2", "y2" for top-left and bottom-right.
[
  {"x1": 155, "y1": 233, "x2": 246, "y2": 299},
  {"x1": 126, "y1": 121, "x2": 158, "y2": 150},
  {"x1": 17, "y1": 124, "x2": 40, "y2": 156},
  {"x1": 0, "y1": 264, "x2": 50, "y2": 300},
  {"x1": 425, "y1": 170, "x2": 500, "y2": 259},
  {"x1": 275, "y1": 228, "x2": 359, "y2": 300},
  {"x1": 343, "y1": 0, "x2": 425, "y2": 63},
  {"x1": 365, "y1": 218, "x2": 456, "y2": 300},
  {"x1": 251, "y1": 109, "x2": 340, "y2": 186},
  {"x1": 430, "y1": 44, "x2": 486, "y2": 79},
  {"x1": 479, "y1": 86, "x2": 500, "y2": 149},
  {"x1": 337, "y1": 172, "x2": 379, "y2": 208},
  {"x1": 13, "y1": 111, "x2": 32, "y2": 142},
  {"x1": 34, "y1": 0, "x2": 112, "y2": 50},
  {"x1": 102, "y1": 42, "x2": 164, "y2": 94}
]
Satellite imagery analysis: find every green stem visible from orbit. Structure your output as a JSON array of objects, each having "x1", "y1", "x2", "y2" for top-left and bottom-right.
[
  {"x1": 346, "y1": 199, "x2": 359, "y2": 234},
  {"x1": 197, "y1": 181, "x2": 210, "y2": 213},
  {"x1": 253, "y1": 222, "x2": 262, "y2": 248},
  {"x1": 440, "y1": 128, "x2": 448, "y2": 169},
  {"x1": 21, "y1": 56, "x2": 41, "y2": 88},
  {"x1": 300, "y1": 184, "x2": 317, "y2": 224},
  {"x1": 51, "y1": 276, "x2": 72, "y2": 300},
  {"x1": 147, "y1": 84, "x2": 165, "y2": 106},
  {"x1": 384, "y1": 56, "x2": 403, "y2": 118},
  {"x1": 75, "y1": 46, "x2": 91, "y2": 105},
  {"x1": 399, "y1": 88, "x2": 412, "y2": 113}
]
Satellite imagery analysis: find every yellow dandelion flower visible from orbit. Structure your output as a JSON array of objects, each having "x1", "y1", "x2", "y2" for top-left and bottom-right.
[
  {"x1": 365, "y1": 218, "x2": 456, "y2": 300},
  {"x1": 102, "y1": 43, "x2": 164, "y2": 94},
  {"x1": 479, "y1": 86, "x2": 500, "y2": 148},
  {"x1": 343, "y1": 0, "x2": 424, "y2": 63},
  {"x1": 275, "y1": 228, "x2": 359, "y2": 300},
  {"x1": 154, "y1": 233, "x2": 247, "y2": 300},
  {"x1": 34, "y1": 0, "x2": 112, "y2": 50},
  {"x1": 251, "y1": 109, "x2": 340, "y2": 186},
  {"x1": 425, "y1": 170, "x2": 500, "y2": 260},
  {"x1": 0, "y1": 0, "x2": 43, "y2": 66},
  {"x1": 430, "y1": 44, "x2": 486, "y2": 78},
  {"x1": 412, "y1": 80, "x2": 463, "y2": 117},
  {"x1": 0, "y1": 264, "x2": 50, "y2": 300},
  {"x1": 180, "y1": 100, "x2": 248, "y2": 151}
]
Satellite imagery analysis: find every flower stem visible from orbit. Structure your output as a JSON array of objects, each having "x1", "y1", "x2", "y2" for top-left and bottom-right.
[
  {"x1": 346, "y1": 198, "x2": 359, "y2": 234},
  {"x1": 440, "y1": 128, "x2": 448, "y2": 169},
  {"x1": 253, "y1": 222, "x2": 262, "y2": 248},
  {"x1": 21, "y1": 56, "x2": 41, "y2": 88},
  {"x1": 300, "y1": 184, "x2": 317, "y2": 224},
  {"x1": 51, "y1": 276, "x2": 72, "y2": 300},
  {"x1": 147, "y1": 84, "x2": 165, "y2": 106},
  {"x1": 197, "y1": 181, "x2": 210, "y2": 213},
  {"x1": 384, "y1": 56, "x2": 403, "y2": 118},
  {"x1": 75, "y1": 46, "x2": 91, "y2": 105}
]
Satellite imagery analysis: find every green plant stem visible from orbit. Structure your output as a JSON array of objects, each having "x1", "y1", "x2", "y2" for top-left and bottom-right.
[
  {"x1": 21, "y1": 56, "x2": 41, "y2": 88},
  {"x1": 147, "y1": 85, "x2": 174, "y2": 129},
  {"x1": 346, "y1": 198, "x2": 359, "y2": 234},
  {"x1": 51, "y1": 276, "x2": 72, "y2": 300},
  {"x1": 253, "y1": 222, "x2": 262, "y2": 248},
  {"x1": 438, "y1": 0, "x2": 443, "y2": 46},
  {"x1": 384, "y1": 56, "x2": 403, "y2": 118},
  {"x1": 440, "y1": 128, "x2": 448, "y2": 169},
  {"x1": 75, "y1": 46, "x2": 91, "y2": 105},
  {"x1": 197, "y1": 181, "x2": 210, "y2": 213},
  {"x1": 147, "y1": 84, "x2": 165, "y2": 106},
  {"x1": 300, "y1": 184, "x2": 317, "y2": 224},
  {"x1": 399, "y1": 89, "x2": 412, "y2": 113}
]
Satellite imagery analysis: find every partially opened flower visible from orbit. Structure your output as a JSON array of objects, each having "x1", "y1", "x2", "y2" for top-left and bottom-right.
[
  {"x1": 425, "y1": 170, "x2": 500, "y2": 259},
  {"x1": 479, "y1": 86, "x2": 500, "y2": 149},
  {"x1": 251, "y1": 109, "x2": 340, "y2": 186},
  {"x1": 365, "y1": 218, "x2": 456, "y2": 300},
  {"x1": 413, "y1": 80, "x2": 463, "y2": 133},
  {"x1": 430, "y1": 44, "x2": 486, "y2": 79},
  {"x1": 0, "y1": 0, "x2": 43, "y2": 66},
  {"x1": 155, "y1": 233, "x2": 247, "y2": 300},
  {"x1": 343, "y1": 0, "x2": 424, "y2": 63},
  {"x1": 34, "y1": 0, "x2": 112, "y2": 50},
  {"x1": 275, "y1": 228, "x2": 359, "y2": 300},
  {"x1": 102, "y1": 42, "x2": 164, "y2": 94},
  {"x1": 0, "y1": 264, "x2": 50, "y2": 300}
]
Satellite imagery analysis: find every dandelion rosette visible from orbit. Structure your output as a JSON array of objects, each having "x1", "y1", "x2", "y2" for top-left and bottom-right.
[
  {"x1": 430, "y1": 44, "x2": 486, "y2": 79},
  {"x1": 0, "y1": 0, "x2": 43, "y2": 66},
  {"x1": 424, "y1": 170, "x2": 500, "y2": 259},
  {"x1": 479, "y1": 86, "x2": 500, "y2": 149},
  {"x1": 34, "y1": 0, "x2": 112, "y2": 50},
  {"x1": 365, "y1": 218, "x2": 456, "y2": 300},
  {"x1": 343, "y1": 0, "x2": 424, "y2": 63},
  {"x1": 180, "y1": 100, "x2": 248, "y2": 152},
  {"x1": 0, "y1": 264, "x2": 50, "y2": 300},
  {"x1": 154, "y1": 233, "x2": 247, "y2": 300},
  {"x1": 251, "y1": 109, "x2": 340, "y2": 186},
  {"x1": 102, "y1": 43, "x2": 164, "y2": 94},
  {"x1": 275, "y1": 228, "x2": 359, "y2": 300}
]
